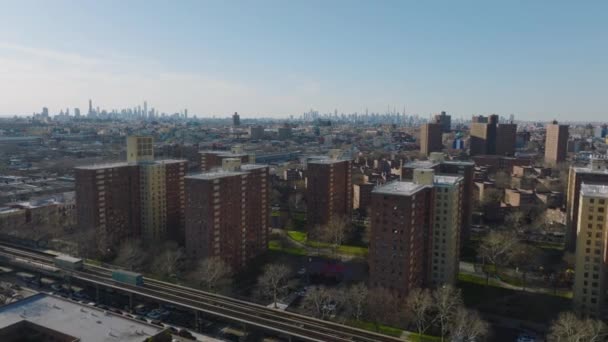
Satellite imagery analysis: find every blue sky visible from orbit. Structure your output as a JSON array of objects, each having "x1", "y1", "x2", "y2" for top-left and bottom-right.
[{"x1": 1, "y1": 0, "x2": 607, "y2": 120}]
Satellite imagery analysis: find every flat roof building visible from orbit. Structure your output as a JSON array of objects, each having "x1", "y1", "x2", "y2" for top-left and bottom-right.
[
  {"x1": 185, "y1": 160, "x2": 269, "y2": 270},
  {"x1": 0, "y1": 294, "x2": 165, "y2": 342},
  {"x1": 306, "y1": 159, "x2": 352, "y2": 228}
]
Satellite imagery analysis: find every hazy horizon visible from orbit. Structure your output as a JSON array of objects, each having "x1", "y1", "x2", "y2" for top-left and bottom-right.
[{"x1": 1, "y1": 1, "x2": 607, "y2": 120}]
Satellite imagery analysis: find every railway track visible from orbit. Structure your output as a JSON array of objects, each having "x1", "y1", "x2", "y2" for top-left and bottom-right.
[{"x1": 0, "y1": 242, "x2": 404, "y2": 342}]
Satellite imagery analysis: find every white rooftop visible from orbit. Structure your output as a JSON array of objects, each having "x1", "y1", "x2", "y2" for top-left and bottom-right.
[
  {"x1": 580, "y1": 184, "x2": 608, "y2": 199},
  {"x1": 372, "y1": 181, "x2": 427, "y2": 196},
  {"x1": 0, "y1": 294, "x2": 163, "y2": 342},
  {"x1": 185, "y1": 170, "x2": 247, "y2": 180},
  {"x1": 434, "y1": 175, "x2": 463, "y2": 185}
]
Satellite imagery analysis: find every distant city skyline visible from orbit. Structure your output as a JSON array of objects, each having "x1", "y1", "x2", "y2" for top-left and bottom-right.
[{"x1": 1, "y1": 1, "x2": 607, "y2": 120}]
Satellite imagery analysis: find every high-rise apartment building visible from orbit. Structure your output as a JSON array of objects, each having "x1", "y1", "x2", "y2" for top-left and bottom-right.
[
  {"x1": 573, "y1": 184, "x2": 608, "y2": 318},
  {"x1": 420, "y1": 123, "x2": 443, "y2": 156},
  {"x1": 75, "y1": 136, "x2": 187, "y2": 255},
  {"x1": 566, "y1": 156, "x2": 608, "y2": 250},
  {"x1": 401, "y1": 157, "x2": 474, "y2": 244},
  {"x1": 545, "y1": 120, "x2": 569, "y2": 165},
  {"x1": 496, "y1": 123, "x2": 517, "y2": 156},
  {"x1": 469, "y1": 114, "x2": 516, "y2": 156},
  {"x1": 75, "y1": 163, "x2": 140, "y2": 255},
  {"x1": 434, "y1": 111, "x2": 451, "y2": 133},
  {"x1": 184, "y1": 160, "x2": 269, "y2": 270},
  {"x1": 306, "y1": 159, "x2": 352, "y2": 227},
  {"x1": 369, "y1": 169, "x2": 463, "y2": 296}
]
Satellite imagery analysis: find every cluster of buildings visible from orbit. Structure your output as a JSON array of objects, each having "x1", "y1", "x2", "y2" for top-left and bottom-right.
[{"x1": 75, "y1": 136, "x2": 269, "y2": 270}]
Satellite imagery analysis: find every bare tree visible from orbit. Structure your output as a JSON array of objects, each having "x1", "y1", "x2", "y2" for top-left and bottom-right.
[
  {"x1": 151, "y1": 243, "x2": 185, "y2": 280},
  {"x1": 318, "y1": 216, "x2": 351, "y2": 252},
  {"x1": 478, "y1": 230, "x2": 519, "y2": 278},
  {"x1": 344, "y1": 283, "x2": 368, "y2": 321},
  {"x1": 548, "y1": 311, "x2": 608, "y2": 342},
  {"x1": 114, "y1": 239, "x2": 147, "y2": 271},
  {"x1": 192, "y1": 257, "x2": 232, "y2": 293},
  {"x1": 449, "y1": 306, "x2": 490, "y2": 342},
  {"x1": 505, "y1": 210, "x2": 526, "y2": 230},
  {"x1": 302, "y1": 285, "x2": 342, "y2": 320},
  {"x1": 257, "y1": 263, "x2": 293, "y2": 308},
  {"x1": 433, "y1": 285, "x2": 463, "y2": 342},
  {"x1": 508, "y1": 243, "x2": 541, "y2": 290},
  {"x1": 407, "y1": 288, "x2": 433, "y2": 336}
]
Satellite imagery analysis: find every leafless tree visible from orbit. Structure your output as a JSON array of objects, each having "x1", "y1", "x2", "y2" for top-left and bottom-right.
[
  {"x1": 406, "y1": 287, "x2": 433, "y2": 336},
  {"x1": 508, "y1": 243, "x2": 542, "y2": 290},
  {"x1": 151, "y1": 243, "x2": 185, "y2": 279},
  {"x1": 548, "y1": 311, "x2": 608, "y2": 342},
  {"x1": 114, "y1": 239, "x2": 147, "y2": 271},
  {"x1": 344, "y1": 283, "x2": 368, "y2": 321},
  {"x1": 433, "y1": 285, "x2": 463, "y2": 342},
  {"x1": 302, "y1": 286, "x2": 342, "y2": 320},
  {"x1": 478, "y1": 230, "x2": 519, "y2": 276},
  {"x1": 257, "y1": 263, "x2": 293, "y2": 308},
  {"x1": 318, "y1": 216, "x2": 351, "y2": 252},
  {"x1": 192, "y1": 257, "x2": 233, "y2": 293},
  {"x1": 505, "y1": 210, "x2": 526, "y2": 230},
  {"x1": 449, "y1": 306, "x2": 490, "y2": 342}
]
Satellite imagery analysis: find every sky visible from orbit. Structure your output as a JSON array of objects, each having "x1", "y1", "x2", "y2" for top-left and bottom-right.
[{"x1": 0, "y1": 0, "x2": 607, "y2": 120}]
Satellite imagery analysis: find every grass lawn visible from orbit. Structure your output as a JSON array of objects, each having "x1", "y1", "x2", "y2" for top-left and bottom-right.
[
  {"x1": 268, "y1": 240, "x2": 308, "y2": 256},
  {"x1": 287, "y1": 230, "x2": 307, "y2": 243},
  {"x1": 348, "y1": 321, "x2": 439, "y2": 341},
  {"x1": 348, "y1": 320, "x2": 402, "y2": 337},
  {"x1": 285, "y1": 230, "x2": 369, "y2": 257},
  {"x1": 337, "y1": 245, "x2": 368, "y2": 257},
  {"x1": 458, "y1": 272, "x2": 503, "y2": 287}
]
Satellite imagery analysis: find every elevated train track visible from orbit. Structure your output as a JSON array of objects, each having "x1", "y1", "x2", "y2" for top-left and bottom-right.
[{"x1": 0, "y1": 242, "x2": 404, "y2": 342}]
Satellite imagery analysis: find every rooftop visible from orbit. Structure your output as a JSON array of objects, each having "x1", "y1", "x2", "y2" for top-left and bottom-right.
[
  {"x1": 580, "y1": 184, "x2": 608, "y2": 199},
  {"x1": 75, "y1": 162, "x2": 132, "y2": 170},
  {"x1": 308, "y1": 158, "x2": 350, "y2": 165},
  {"x1": 200, "y1": 150, "x2": 249, "y2": 157},
  {"x1": 0, "y1": 294, "x2": 163, "y2": 342},
  {"x1": 240, "y1": 164, "x2": 269, "y2": 171},
  {"x1": 434, "y1": 175, "x2": 463, "y2": 185},
  {"x1": 403, "y1": 160, "x2": 440, "y2": 169},
  {"x1": 185, "y1": 170, "x2": 247, "y2": 180},
  {"x1": 372, "y1": 181, "x2": 428, "y2": 196}
]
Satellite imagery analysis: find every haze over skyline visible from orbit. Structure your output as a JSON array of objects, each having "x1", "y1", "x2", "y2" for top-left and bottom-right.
[{"x1": 1, "y1": 0, "x2": 607, "y2": 120}]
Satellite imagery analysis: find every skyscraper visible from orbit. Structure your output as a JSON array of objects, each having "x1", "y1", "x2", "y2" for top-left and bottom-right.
[
  {"x1": 573, "y1": 184, "x2": 608, "y2": 318},
  {"x1": 185, "y1": 160, "x2": 269, "y2": 270},
  {"x1": 306, "y1": 159, "x2": 352, "y2": 227},
  {"x1": 420, "y1": 123, "x2": 443, "y2": 156},
  {"x1": 88, "y1": 99, "x2": 93, "y2": 116},
  {"x1": 545, "y1": 120, "x2": 569, "y2": 165},
  {"x1": 232, "y1": 112, "x2": 240, "y2": 126}
]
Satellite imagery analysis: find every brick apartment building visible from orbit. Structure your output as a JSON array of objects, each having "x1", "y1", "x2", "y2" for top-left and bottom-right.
[
  {"x1": 185, "y1": 160, "x2": 269, "y2": 270},
  {"x1": 75, "y1": 136, "x2": 187, "y2": 255},
  {"x1": 306, "y1": 159, "x2": 352, "y2": 227},
  {"x1": 566, "y1": 156, "x2": 608, "y2": 250},
  {"x1": 369, "y1": 169, "x2": 463, "y2": 296}
]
